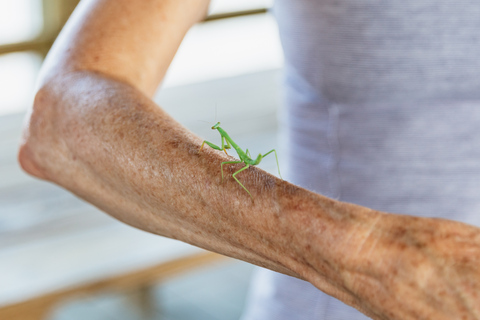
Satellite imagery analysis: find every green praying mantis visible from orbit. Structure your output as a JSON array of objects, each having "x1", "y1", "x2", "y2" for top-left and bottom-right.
[{"x1": 200, "y1": 122, "x2": 282, "y2": 199}]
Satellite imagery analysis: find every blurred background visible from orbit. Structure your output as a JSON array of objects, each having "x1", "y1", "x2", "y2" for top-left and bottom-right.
[{"x1": 0, "y1": 0, "x2": 284, "y2": 319}]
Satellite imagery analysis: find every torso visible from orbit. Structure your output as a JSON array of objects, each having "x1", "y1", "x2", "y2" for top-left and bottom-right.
[{"x1": 242, "y1": 1, "x2": 480, "y2": 319}]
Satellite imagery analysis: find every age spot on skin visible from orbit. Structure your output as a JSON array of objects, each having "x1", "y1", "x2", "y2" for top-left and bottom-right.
[
  {"x1": 167, "y1": 139, "x2": 180, "y2": 149},
  {"x1": 391, "y1": 226, "x2": 407, "y2": 238}
]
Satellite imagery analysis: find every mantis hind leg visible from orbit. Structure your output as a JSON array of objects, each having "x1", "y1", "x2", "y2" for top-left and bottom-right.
[
  {"x1": 262, "y1": 149, "x2": 282, "y2": 180},
  {"x1": 232, "y1": 164, "x2": 253, "y2": 199},
  {"x1": 221, "y1": 160, "x2": 242, "y2": 182}
]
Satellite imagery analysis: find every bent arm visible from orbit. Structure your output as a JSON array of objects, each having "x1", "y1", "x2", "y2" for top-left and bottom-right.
[
  {"x1": 18, "y1": 1, "x2": 480, "y2": 319},
  {"x1": 19, "y1": 0, "x2": 338, "y2": 292},
  {"x1": 38, "y1": 0, "x2": 208, "y2": 96}
]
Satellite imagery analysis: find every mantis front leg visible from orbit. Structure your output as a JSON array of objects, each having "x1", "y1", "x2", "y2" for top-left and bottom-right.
[{"x1": 223, "y1": 136, "x2": 232, "y2": 151}]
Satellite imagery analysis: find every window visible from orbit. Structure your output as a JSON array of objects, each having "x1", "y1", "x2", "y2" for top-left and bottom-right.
[
  {"x1": 209, "y1": 0, "x2": 273, "y2": 16},
  {"x1": 0, "y1": 0, "x2": 43, "y2": 45},
  {"x1": 163, "y1": 2, "x2": 282, "y2": 88},
  {"x1": 0, "y1": 0, "x2": 78, "y2": 116},
  {"x1": 0, "y1": 0, "x2": 282, "y2": 115}
]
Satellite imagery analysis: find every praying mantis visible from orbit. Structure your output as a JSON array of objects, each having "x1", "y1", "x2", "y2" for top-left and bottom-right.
[{"x1": 200, "y1": 122, "x2": 282, "y2": 199}]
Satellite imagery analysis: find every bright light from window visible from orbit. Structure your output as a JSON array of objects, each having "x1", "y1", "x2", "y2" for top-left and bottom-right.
[
  {"x1": 162, "y1": 14, "x2": 283, "y2": 88},
  {"x1": 0, "y1": 52, "x2": 42, "y2": 115},
  {"x1": 0, "y1": 0, "x2": 43, "y2": 45},
  {"x1": 209, "y1": 0, "x2": 273, "y2": 15}
]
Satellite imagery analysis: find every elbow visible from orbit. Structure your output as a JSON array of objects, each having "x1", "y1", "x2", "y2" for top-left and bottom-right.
[
  {"x1": 18, "y1": 140, "x2": 46, "y2": 179},
  {"x1": 17, "y1": 85, "x2": 58, "y2": 180}
]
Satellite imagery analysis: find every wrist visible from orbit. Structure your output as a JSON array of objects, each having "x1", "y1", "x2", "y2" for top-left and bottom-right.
[{"x1": 281, "y1": 193, "x2": 382, "y2": 303}]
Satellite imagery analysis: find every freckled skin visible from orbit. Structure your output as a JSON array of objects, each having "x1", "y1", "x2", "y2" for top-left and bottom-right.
[{"x1": 17, "y1": 1, "x2": 480, "y2": 319}]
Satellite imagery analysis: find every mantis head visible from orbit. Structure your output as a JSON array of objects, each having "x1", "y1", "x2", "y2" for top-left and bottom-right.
[{"x1": 211, "y1": 122, "x2": 221, "y2": 130}]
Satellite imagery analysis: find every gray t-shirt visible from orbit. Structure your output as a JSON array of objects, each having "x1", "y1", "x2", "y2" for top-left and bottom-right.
[{"x1": 242, "y1": 0, "x2": 480, "y2": 319}]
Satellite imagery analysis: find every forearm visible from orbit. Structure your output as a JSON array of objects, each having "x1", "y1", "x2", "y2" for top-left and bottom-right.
[
  {"x1": 22, "y1": 70, "x2": 378, "y2": 297},
  {"x1": 22, "y1": 70, "x2": 480, "y2": 320}
]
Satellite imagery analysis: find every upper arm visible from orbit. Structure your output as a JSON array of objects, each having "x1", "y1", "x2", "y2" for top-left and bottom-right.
[{"x1": 39, "y1": 0, "x2": 211, "y2": 96}]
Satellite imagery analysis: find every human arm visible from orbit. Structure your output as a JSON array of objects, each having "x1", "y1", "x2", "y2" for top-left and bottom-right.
[{"x1": 18, "y1": 0, "x2": 480, "y2": 319}]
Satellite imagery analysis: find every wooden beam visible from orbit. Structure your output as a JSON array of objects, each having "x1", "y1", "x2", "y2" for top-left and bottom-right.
[
  {"x1": 0, "y1": 6, "x2": 269, "y2": 56},
  {"x1": 0, "y1": 252, "x2": 227, "y2": 320},
  {"x1": 205, "y1": 8, "x2": 268, "y2": 21},
  {"x1": 0, "y1": 40, "x2": 52, "y2": 56}
]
